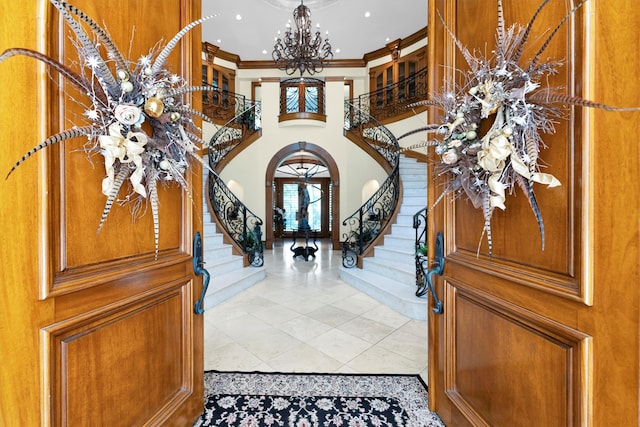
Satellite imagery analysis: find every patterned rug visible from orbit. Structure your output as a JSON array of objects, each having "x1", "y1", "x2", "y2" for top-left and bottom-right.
[{"x1": 193, "y1": 371, "x2": 444, "y2": 426}]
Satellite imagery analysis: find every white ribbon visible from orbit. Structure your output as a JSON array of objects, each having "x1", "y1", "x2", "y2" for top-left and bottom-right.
[
  {"x1": 99, "y1": 123, "x2": 148, "y2": 198},
  {"x1": 476, "y1": 108, "x2": 561, "y2": 210}
]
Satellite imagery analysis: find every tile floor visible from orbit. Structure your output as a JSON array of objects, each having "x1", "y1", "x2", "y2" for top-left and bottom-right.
[{"x1": 203, "y1": 239, "x2": 428, "y2": 383}]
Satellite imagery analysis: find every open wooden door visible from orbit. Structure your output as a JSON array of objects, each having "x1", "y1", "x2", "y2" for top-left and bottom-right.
[
  {"x1": 427, "y1": 1, "x2": 639, "y2": 426},
  {"x1": 0, "y1": 1, "x2": 204, "y2": 425}
]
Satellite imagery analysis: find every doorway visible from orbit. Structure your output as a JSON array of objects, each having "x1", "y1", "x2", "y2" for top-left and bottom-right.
[{"x1": 265, "y1": 142, "x2": 340, "y2": 249}]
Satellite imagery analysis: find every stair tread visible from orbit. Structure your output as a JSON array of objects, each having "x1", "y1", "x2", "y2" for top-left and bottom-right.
[
  {"x1": 364, "y1": 257, "x2": 414, "y2": 273},
  {"x1": 340, "y1": 268, "x2": 419, "y2": 302}
]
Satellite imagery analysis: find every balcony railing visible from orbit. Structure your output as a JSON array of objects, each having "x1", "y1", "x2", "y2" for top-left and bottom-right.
[
  {"x1": 208, "y1": 101, "x2": 261, "y2": 170},
  {"x1": 341, "y1": 104, "x2": 400, "y2": 268},
  {"x1": 351, "y1": 67, "x2": 428, "y2": 123}
]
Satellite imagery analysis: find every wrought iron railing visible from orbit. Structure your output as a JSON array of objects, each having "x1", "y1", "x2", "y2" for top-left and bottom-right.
[
  {"x1": 208, "y1": 171, "x2": 264, "y2": 267},
  {"x1": 413, "y1": 207, "x2": 429, "y2": 297},
  {"x1": 208, "y1": 101, "x2": 261, "y2": 169},
  {"x1": 341, "y1": 105, "x2": 400, "y2": 268},
  {"x1": 350, "y1": 67, "x2": 428, "y2": 123},
  {"x1": 202, "y1": 84, "x2": 254, "y2": 125}
]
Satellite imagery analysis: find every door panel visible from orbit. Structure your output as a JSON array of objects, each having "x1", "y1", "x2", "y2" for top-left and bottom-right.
[
  {"x1": 445, "y1": 281, "x2": 589, "y2": 426},
  {"x1": 428, "y1": 1, "x2": 639, "y2": 426},
  {"x1": 43, "y1": 282, "x2": 189, "y2": 426},
  {"x1": 0, "y1": 1, "x2": 204, "y2": 425}
]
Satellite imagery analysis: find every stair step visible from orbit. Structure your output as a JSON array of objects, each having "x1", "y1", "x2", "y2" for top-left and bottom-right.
[
  {"x1": 203, "y1": 267, "x2": 266, "y2": 310},
  {"x1": 363, "y1": 257, "x2": 415, "y2": 284},
  {"x1": 403, "y1": 187, "x2": 427, "y2": 197},
  {"x1": 391, "y1": 224, "x2": 416, "y2": 238},
  {"x1": 374, "y1": 245, "x2": 414, "y2": 261},
  {"x1": 384, "y1": 233, "x2": 414, "y2": 246},
  {"x1": 339, "y1": 267, "x2": 427, "y2": 321},
  {"x1": 204, "y1": 244, "x2": 233, "y2": 260},
  {"x1": 204, "y1": 232, "x2": 223, "y2": 246},
  {"x1": 401, "y1": 180, "x2": 427, "y2": 189},
  {"x1": 205, "y1": 255, "x2": 245, "y2": 276}
]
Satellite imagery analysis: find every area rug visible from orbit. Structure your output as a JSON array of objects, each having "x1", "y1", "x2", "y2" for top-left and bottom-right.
[{"x1": 193, "y1": 371, "x2": 444, "y2": 426}]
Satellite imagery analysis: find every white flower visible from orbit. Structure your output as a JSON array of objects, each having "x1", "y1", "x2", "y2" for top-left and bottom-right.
[
  {"x1": 441, "y1": 149, "x2": 459, "y2": 164},
  {"x1": 114, "y1": 104, "x2": 142, "y2": 125}
]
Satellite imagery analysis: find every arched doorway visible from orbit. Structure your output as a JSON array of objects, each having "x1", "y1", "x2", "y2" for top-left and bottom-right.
[{"x1": 265, "y1": 142, "x2": 340, "y2": 249}]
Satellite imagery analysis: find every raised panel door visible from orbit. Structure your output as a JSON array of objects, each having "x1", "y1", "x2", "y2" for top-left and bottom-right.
[
  {"x1": 0, "y1": 1, "x2": 204, "y2": 425},
  {"x1": 428, "y1": 1, "x2": 640, "y2": 426}
]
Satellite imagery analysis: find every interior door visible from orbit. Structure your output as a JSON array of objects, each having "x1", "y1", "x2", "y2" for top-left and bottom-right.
[
  {"x1": 0, "y1": 1, "x2": 204, "y2": 425},
  {"x1": 427, "y1": 1, "x2": 639, "y2": 426}
]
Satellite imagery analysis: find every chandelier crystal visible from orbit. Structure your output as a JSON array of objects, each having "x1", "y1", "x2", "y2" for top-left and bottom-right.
[{"x1": 272, "y1": 0, "x2": 333, "y2": 76}]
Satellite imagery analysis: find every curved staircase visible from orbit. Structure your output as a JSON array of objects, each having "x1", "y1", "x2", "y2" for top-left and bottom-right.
[
  {"x1": 201, "y1": 170, "x2": 265, "y2": 310},
  {"x1": 339, "y1": 155, "x2": 428, "y2": 320}
]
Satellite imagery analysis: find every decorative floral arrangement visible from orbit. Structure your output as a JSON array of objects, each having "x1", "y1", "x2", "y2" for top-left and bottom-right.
[
  {"x1": 404, "y1": 0, "x2": 636, "y2": 256},
  {"x1": 2, "y1": 0, "x2": 217, "y2": 257}
]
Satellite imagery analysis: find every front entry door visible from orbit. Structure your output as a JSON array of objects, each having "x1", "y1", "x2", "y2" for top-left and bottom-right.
[
  {"x1": 428, "y1": 1, "x2": 639, "y2": 426},
  {"x1": 0, "y1": 1, "x2": 204, "y2": 425}
]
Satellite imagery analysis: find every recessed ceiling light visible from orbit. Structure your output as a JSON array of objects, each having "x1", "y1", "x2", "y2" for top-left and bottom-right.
[
  {"x1": 335, "y1": 48, "x2": 341, "y2": 53},
  {"x1": 262, "y1": 49, "x2": 268, "y2": 55},
  {"x1": 235, "y1": 14, "x2": 242, "y2": 20},
  {"x1": 364, "y1": 11, "x2": 371, "y2": 18},
  {"x1": 385, "y1": 37, "x2": 390, "y2": 42},
  {"x1": 216, "y1": 39, "x2": 222, "y2": 44}
]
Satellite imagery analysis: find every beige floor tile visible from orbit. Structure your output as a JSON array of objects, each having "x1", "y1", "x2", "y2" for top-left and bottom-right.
[
  {"x1": 306, "y1": 305, "x2": 358, "y2": 328},
  {"x1": 266, "y1": 343, "x2": 343, "y2": 373},
  {"x1": 203, "y1": 324, "x2": 235, "y2": 350},
  {"x1": 213, "y1": 313, "x2": 276, "y2": 342},
  {"x1": 361, "y1": 303, "x2": 411, "y2": 329},
  {"x1": 307, "y1": 328, "x2": 371, "y2": 364},
  {"x1": 377, "y1": 327, "x2": 428, "y2": 364},
  {"x1": 345, "y1": 345, "x2": 425, "y2": 375},
  {"x1": 278, "y1": 295, "x2": 331, "y2": 315},
  {"x1": 335, "y1": 316, "x2": 395, "y2": 344},
  {"x1": 204, "y1": 342, "x2": 264, "y2": 371},
  {"x1": 331, "y1": 292, "x2": 381, "y2": 315},
  {"x1": 278, "y1": 315, "x2": 334, "y2": 342},
  {"x1": 240, "y1": 329, "x2": 305, "y2": 362},
  {"x1": 250, "y1": 304, "x2": 302, "y2": 326}
]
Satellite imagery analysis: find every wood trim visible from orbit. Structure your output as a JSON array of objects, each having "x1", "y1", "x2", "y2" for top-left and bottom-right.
[
  {"x1": 278, "y1": 112, "x2": 327, "y2": 123},
  {"x1": 363, "y1": 27, "x2": 428, "y2": 63},
  {"x1": 264, "y1": 142, "x2": 340, "y2": 250}
]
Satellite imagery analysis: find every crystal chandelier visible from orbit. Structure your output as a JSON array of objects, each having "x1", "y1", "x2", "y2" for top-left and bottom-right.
[{"x1": 272, "y1": 0, "x2": 333, "y2": 76}]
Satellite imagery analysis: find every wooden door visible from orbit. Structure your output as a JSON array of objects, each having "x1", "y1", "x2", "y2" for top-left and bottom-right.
[
  {"x1": 0, "y1": 1, "x2": 204, "y2": 425},
  {"x1": 427, "y1": 1, "x2": 639, "y2": 426}
]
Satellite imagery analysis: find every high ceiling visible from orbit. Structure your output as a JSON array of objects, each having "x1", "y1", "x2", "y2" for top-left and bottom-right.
[{"x1": 201, "y1": 0, "x2": 428, "y2": 62}]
